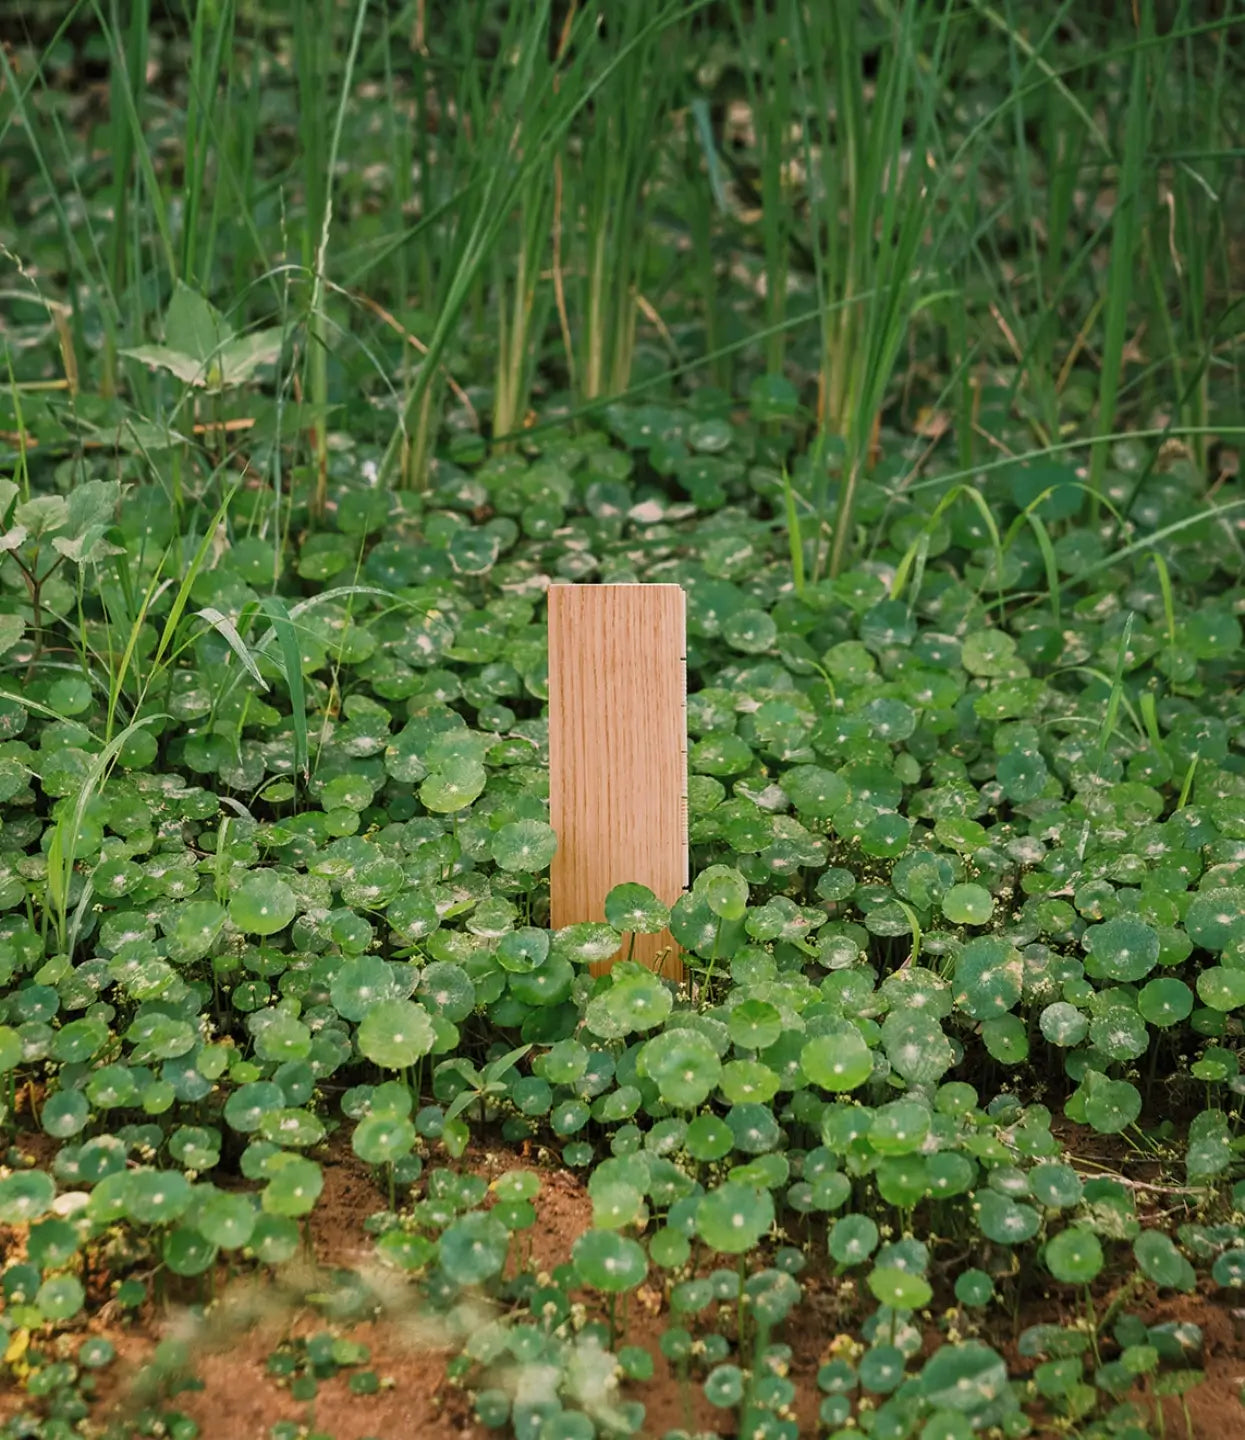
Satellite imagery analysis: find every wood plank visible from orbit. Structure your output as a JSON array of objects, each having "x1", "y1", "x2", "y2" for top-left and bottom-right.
[{"x1": 548, "y1": 584, "x2": 687, "y2": 979}]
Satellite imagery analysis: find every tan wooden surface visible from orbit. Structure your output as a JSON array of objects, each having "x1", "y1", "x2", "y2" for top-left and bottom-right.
[{"x1": 548, "y1": 584, "x2": 687, "y2": 979}]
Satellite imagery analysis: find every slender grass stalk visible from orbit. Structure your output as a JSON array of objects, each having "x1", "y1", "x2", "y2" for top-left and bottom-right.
[
  {"x1": 94, "y1": 0, "x2": 176, "y2": 318},
  {"x1": 302, "y1": 0, "x2": 371, "y2": 517},
  {"x1": 790, "y1": 0, "x2": 955, "y2": 578},
  {"x1": 991, "y1": 0, "x2": 1081, "y2": 444},
  {"x1": 1, "y1": 13, "x2": 126, "y2": 393},
  {"x1": 728, "y1": 1, "x2": 796, "y2": 378},
  {"x1": 113, "y1": 481, "x2": 245, "y2": 734},
  {"x1": 181, "y1": 0, "x2": 236, "y2": 288},
  {"x1": 1140, "y1": 0, "x2": 1239, "y2": 479},
  {"x1": 379, "y1": 10, "x2": 414, "y2": 349},
  {"x1": 1086, "y1": 1, "x2": 1152, "y2": 511},
  {"x1": 257, "y1": 596, "x2": 310, "y2": 785},
  {"x1": 4, "y1": 0, "x2": 1240, "y2": 545},
  {"x1": 101, "y1": 0, "x2": 159, "y2": 396},
  {"x1": 566, "y1": 3, "x2": 687, "y2": 404},
  {"x1": 493, "y1": 184, "x2": 555, "y2": 440},
  {"x1": 683, "y1": 101, "x2": 729, "y2": 390},
  {"x1": 378, "y1": 0, "x2": 562, "y2": 486},
  {"x1": 377, "y1": 2, "x2": 697, "y2": 487},
  {"x1": 1093, "y1": 611, "x2": 1134, "y2": 780},
  {"x1": 46, "y1": 716, "x2": 165, "y2": 954},
  {"x1": 781, "y1": 470, "x2": 805, "y2": 599}
]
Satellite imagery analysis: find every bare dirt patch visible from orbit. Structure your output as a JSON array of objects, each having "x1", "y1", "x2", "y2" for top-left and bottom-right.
[
  {"x1": 64, "y1": 1141, "x2": 593, "y2": 1440},
  {"x1": 5, "y1": 1136, "x2": 1241, "y2": 1439}
]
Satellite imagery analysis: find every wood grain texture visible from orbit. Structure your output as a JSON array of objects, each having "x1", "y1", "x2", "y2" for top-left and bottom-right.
[{"x1": 548, "y1": 584, "x2": 687, "y2": 979}]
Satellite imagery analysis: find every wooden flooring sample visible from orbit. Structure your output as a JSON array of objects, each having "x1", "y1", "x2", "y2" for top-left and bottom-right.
[{"x1": 548, "y1": 584, "x2": 687, "y2": 978}]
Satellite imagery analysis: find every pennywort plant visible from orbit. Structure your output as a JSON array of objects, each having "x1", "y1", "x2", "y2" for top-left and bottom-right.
[{"x1": 0, "y1": 5, "x2": 1244, "y2": 1436}]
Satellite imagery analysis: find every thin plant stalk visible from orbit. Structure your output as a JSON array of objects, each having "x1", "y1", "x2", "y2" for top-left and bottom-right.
[
  {"x1": 791, "y1": 0, "x2": 954, "y2": 578},
  {"x1": 1086, "y1": 0, "x2": 1152, "y2": 511}
]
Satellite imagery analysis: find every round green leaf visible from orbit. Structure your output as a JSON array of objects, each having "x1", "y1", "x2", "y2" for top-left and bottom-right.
[
  {"x1": 36, "y1": 1274, "x2": 85, "y2": 1321},
  {"x1": 1082, "y1": 1074, "x2": 1141, "y2": 1135},
  {"x1": 0, "y1": 1170, "x2": 55, "y2": 1224},
  {"x1": 1089, "y1": 1004, "x2": 1149, "y2": 1062},
  {"x1": 1138, "y1": 978, "x2": 1194, "y2": 1028},
  {"x1": 1211, "y1": 1249, "x2": 1245, "y2": 1287},
  {"x1": 353, "y1": 1114, "x2": 416, "y2": 1165},
  {"x1": 42, "y1": 1088, "x2": 89, "y2": 1138},
  {"x1": 801, "y1": 1030, "x2": 873, "y2": 1092},
  {"x1": 164, "y1": 1226, "x2": 218, "y2": 1277},
  {"x1": 197, "y1": 1191, "x2": 256, "y2": 1250},
  {"x1": 1039, "y1": 1002, "x2": 1089, "y2": 1047},
  {"x1": 1029, "y1": 1164, "x2": 1083, "y2": 1209},
  {"x1": 1045, "y1": 1227, "x2": 1103, "y2": 1284},
  {"x1": 604, "y1": 883, "x2": 670, "y2": 935},
  {"x1": 126, "y1": 1169, "x2": 192, "y2": 1225},
  {"x1": 780, "y1": 765, "x2": 849, "y2": 820},
  {"x1": 881, "y1": 1010, "x2": 954, "y2": 1086},
  {"x1": 685, "y1": 1114, "x2": 734, "y2": 1162},
  {"x1": 1134, "y1": 1231, "x2": 1196, "y2": 1292},
  {"x1": 331, "y1": 957, "x2": 401, "y2": 1023},
  {"x1": 440, "y1": 1211, "x2": 510, "y2": 1286},
  {"x1": 868, "y1": 1266, "x2": 932, "y2": 1311},
  {"x1": 230, "y1": 872, "x2": 297, "y2": 936},
  {"x1": 919, "y1": 1341, "x2": 1010, "y2": 1418},
  {"x1": 981, "y1": 1015, "x2": 1029, "y2": 1065},
  {"x1": 261, "y1": 1157, "x2": 324, "y2": 1217},
  {"x1": 1197, "y1": 967, "x2": 1245, "y2": 1012},
  {"x1": 942, "y1": 884, "x2": 994, "y2": 926},
  {"x1": 420, "y1": 760, "x2": 486, "y2": 813},
  {"x1": 955, "y1": 937, "x2": 1023, "y2": 1019},
  {"x1": 954, "y1": 1269, "x2": 994, "y2": 1308},
  {"x1": 694, "y1": 865, "x2": 749, "y2": 921},
  {"x1": 704, "y1": 1363, "x2": 746, "y2": 1408},
  {"x1": 587, "y1": 976, "x2": 674, "y2": 1042},
  {"x1": 492, "y1": 820, "x2": 557, "y2": 873},
  {"x1": 975, "y1": 1191, "x2": 1040, "y2": 1246},
  {"x1": 0, "y1": 1024, "x2": 21, "y2": 1073},
  {"x1": 572, "y1": 1229, "x2": 648, "y2": 1293},
  {"x1": 1185, "y1": 887, "x2": 1245, "y2": 951},
  {"x1": 357, "y1": 999, "x2": 435, "y2": 1069},
  {"x1": 639, "y1": 1029, "x2": 721, "y2": 1108},
  {"x1": 695, "y1": 1182, "x2": 774, "y2": 1255},
  {"x1": 828, "y1": 1213, "x2": 879, "y2": 1266},
  {"x1": 1085, "y1": 916, "x2": 1160, "y2": 983}
]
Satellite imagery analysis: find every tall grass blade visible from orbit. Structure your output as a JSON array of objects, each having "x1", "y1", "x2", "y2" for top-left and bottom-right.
[
  {"x1": 194, "y1": 606, "x2": 269, "y2": 689},
  {"x1": 47, "y1": 716, "x2": 165, "y2": 953},
  {"x1": 258, "y1": 596, "x2": 310, "y2": 783},
  {"x1": 307, "y1": 0, "x2": 371, "y2": 516},
  {"x1": 1086, "y1": 2, "x2": 1151, "y2": 509}
]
